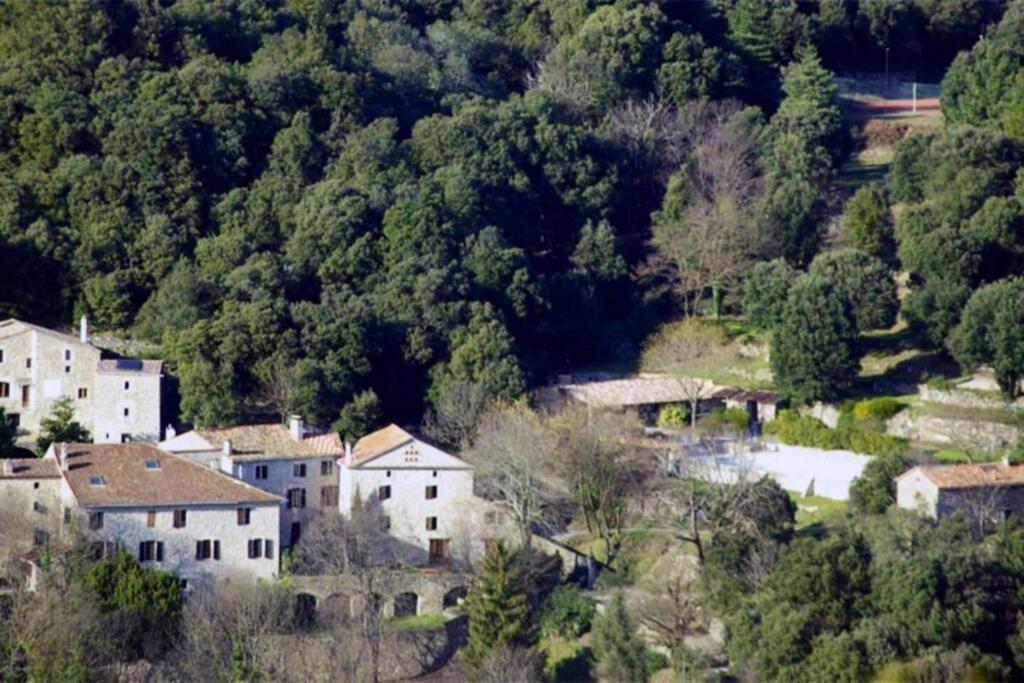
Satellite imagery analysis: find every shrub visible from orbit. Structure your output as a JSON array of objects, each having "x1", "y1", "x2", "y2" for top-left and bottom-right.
[
  {"x1": 656, "y1": 404, "x2": 689, "y2": 430},
  {"x1": 926, "y1": 377, "x2": 956, "y2": 391},
  {"x1": 849, "y1": 453, "x2": 909, "y2": 514},
  {"x1": 770, "y1": 410, "x2": 908, "y2": 456},
  {"x1": 852, "y1": 397, "x2": 902, "y2": 422},
  {"x1": 721, "y1": 407, "x2": 751, "y2": 431},
  {"x1": 540, "y1": 586, "x2": 596, "y2": 640}
]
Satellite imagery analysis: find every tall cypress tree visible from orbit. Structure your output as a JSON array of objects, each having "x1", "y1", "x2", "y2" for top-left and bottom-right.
[{"x1": 463, "y1": 540, "x2": 532, "y2": 669}]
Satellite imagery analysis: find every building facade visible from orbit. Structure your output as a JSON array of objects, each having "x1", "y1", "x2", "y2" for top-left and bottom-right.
[
  {"x1": 340, "y1": 425, "x2": 510, "y2": 567},
  {"x1": 0, "y1": 318, "x2": 162, "y2": 443},
  {"x1": 45, "y1": 442, "x2": 282, "y2": 588},
  {"x1": 897, "y1": 462, "x2": 1024, "y2": 529},
  {"x1": 160, "y1": 416, "x2": 342, "y2": 548}
]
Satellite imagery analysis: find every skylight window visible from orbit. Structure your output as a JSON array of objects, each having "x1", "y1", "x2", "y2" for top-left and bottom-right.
[
  {"x1": 89, "y1": 475, "x2": 105, "y2": 486},
  {"x1": 145, "y1": 460, "x2": 161, "y2": 470}
]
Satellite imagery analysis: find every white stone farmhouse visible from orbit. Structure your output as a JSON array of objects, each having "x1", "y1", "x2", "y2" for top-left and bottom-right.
[
  {"x1": 159, "y1": 416, "x2": 342, "y2": 548},
  {"x1": 340, "y1": 424, "x2": 509, "y2": 567},
  {"x1": 897, "y1": 462, "x2": 1024, "y2": 527},
  {"x1": 44, "y1": 442, "x2": 282, "y2": 588},
  {"x1": 0, "y1": 317, "x2": 162, "y2": 443}
]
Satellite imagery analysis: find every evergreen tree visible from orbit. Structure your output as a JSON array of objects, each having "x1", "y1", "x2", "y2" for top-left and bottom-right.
[
  {"x1": 844, "y1": 184, "x2": 896, "y2": 264},
  {"x1": 591, "y1": 592, "x2": 648, "y2": 682},
  {"x1": 743, "y1": 259, "x2": 799, "y2": 330},
  {"x1": 771, "y1": 275, "x2": 860, "y2": 404},
  {"x1": 37, "y1": 396, "x2": 91, "y2": 454},
  {"x1": 808, "y1": 249, "x2": 898, "y2": 332},
  {"x1": 0, "y1": 406, "x2": 17, "y2": 457},
  {"x1": 463, "y1": 540, "x2": 532, "y2": 669}
]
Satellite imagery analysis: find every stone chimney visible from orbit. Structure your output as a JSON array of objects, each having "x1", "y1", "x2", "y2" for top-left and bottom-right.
[
  {"x1": 79, "y1": 314, "x2": 89, "y2": 344},
  {"x1": 289, "y1": 415, "x2": 304, "y2": 441},
  {"x1": 165, "y1": 424, "x2": 176, "y2": 440},
  {"x1": 222, "y1": 439, "x2": 233, "y2": 457}
]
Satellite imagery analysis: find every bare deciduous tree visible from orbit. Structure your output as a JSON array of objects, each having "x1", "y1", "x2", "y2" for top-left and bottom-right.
[
  {"x1": 254, "y1": 356, "x2": 301, "y2": 422},
  {"x1": 464, "y1": 404, "x2": 564, "y2": 546},
  {"x1": 651, "y1": 100, "x2": 765, "y2": 317},
  {"x1": 423, "y1": 380, "x2": 491, "y2": 450},
  {"x1": 551, "y1": 408, "x2": 651, "y2": 559},
  {"x1": 294, "y1": 505, "x2": 397, "y2": 683}
]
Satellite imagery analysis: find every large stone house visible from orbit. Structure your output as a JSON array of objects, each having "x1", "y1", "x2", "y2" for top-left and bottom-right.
[
  {"x1": 340, "y1": 424, "x2": 509, "y2": 567},
  {"x1": 159, "y1": 416, "x2": 342, "y2": 548},
  {"x1": 0, "y1": 317, "x2": 162, "y2": 443},
  {"x1": 43, "y1": 442, "x2": 282, "y2": 588},
  {"x1": 897, "y1": 462, "x2": 1024, "y2": 528}
]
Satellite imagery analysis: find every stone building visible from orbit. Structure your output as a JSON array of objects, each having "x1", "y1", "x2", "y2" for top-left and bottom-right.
[
  {"x1": 340, "y1": 424, "x2": 510, "y2": 567},
  {"x1": 897, "y1": 462, "x2": 1024, "y2": 529},
  {"x1": 44, "y1": 442, "x2": 282, "y2": 588},
  {"x1": 0, "y1": 458, "x2": 63, "y2": 563},
  {"x1": 0, "y1": 317, "x2": 162, "y2": 443},
  {"x1": 159, "y1": 416, "x2": 342, "y2": 548}
]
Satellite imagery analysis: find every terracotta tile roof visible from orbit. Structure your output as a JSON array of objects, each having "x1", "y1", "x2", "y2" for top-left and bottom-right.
[
  {"x1": 0, "y1": 458, "x2": 60, "y2": 479},
  {"x1": 96, "y1": 359, "x2": 164, "y2": 375},
  {"x1": 351, "y1": 424, "x2": 415, "y2": 465},
  {"x1": 56, "y1": 443, "x2": 281, "y2": 507},
  {"x1": 905, "y1": 463, "x2": 1024, "y2": 489},
  {"x1": 194, "y1": 424, "x2": 343, "y2": 461}
]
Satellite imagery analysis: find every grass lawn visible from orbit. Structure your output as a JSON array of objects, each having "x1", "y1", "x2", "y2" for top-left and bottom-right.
[
  {"x1": 789, "y1": 491, "x2": 849, "y2": 533},
  {"x1": 387, "y1": 614, "x2": 448, "y2": 631}
]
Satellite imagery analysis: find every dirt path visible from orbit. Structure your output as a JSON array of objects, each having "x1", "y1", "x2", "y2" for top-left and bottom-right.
[{"x1": 849, "y1": 97, "x2": 941, "y2": 116}]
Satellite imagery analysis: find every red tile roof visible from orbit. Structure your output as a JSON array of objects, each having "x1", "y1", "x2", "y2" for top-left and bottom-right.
[
  {"x1": 351, "y1": 424, "x2": 415, "y2": 465},
  {"x1": 194, "y1": 424, "x2": 343, "y2": 461},
  {"x1": 1, "y1": 458, "x2": 60, "y2": 479},
  {"x1": 56, "y1": 443, "x2": 281, "y2": 507},
  {"x1": 905, "y1": 462, "x2": 1024, "y2": 489}
]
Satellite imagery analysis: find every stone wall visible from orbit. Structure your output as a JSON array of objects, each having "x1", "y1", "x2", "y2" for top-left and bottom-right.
[
  {"x1": 887, "y1": 412, "x2": 1022, "y2": 451},
  {"x1": 917, "y1": 384, "x2": 1024, "y2": 411}
]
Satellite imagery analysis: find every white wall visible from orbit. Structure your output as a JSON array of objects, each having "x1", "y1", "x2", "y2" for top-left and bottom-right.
[
  {"x1": 93, "y1": 373, "x2": 162, "y2": 443},
  {"x1": 896, "y1": 470, "x2": 939, "y2": 518},
  {"x1": 225, "y1": 456, "x2": 338, "y2": 547},
  {"x1": 77, "y1": 502, "x2": 280, "y2": 587}
]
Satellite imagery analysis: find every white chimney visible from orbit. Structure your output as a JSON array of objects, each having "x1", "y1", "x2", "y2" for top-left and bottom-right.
[
  {"x1": 289, "y1": 415, "x2": 304, "y2": 441},
  {"x1": 344, "y1": 441, "x2": 352, "y2": 466},
  {"x1": 222, "y1": 439, "x2": 233, "y2": 456},
  {"x1": 1003, "y1": 455, "x2": 1011, "y2": 467},
  {"x1": 165, "y1": 424, "x2": 176, "y2": 440},
  {"x1": 79, "y1": 314, "x2": 89, "y2": 344},
  {"x1": 59, "y1": 444, "x2": 69, "y2": 472}
]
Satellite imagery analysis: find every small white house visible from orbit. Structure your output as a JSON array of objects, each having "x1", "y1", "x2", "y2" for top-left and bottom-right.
[
  {"x1": 160, "y1": 416, "x2": 342, "y2": 547},
  {"x1": 897, "y1": 462, "x2": 1024, "y2": 527},
  {"x1": 340, "y1": 424, "x2": 508, "y2": 567},
  {"x1": 45, "y1": 442, "x2": 282, "y2": 589}
]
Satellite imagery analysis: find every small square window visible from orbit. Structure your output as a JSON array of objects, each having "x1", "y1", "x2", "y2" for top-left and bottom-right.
[
  {"x1": 88, "y1": 511, "x2": 104, "y2": 530},
  {"x1": 386, "y1": 470, "x2": 391, "y2": 477},
  {"x1": 147, "y1": 510, "x2": 156, "y2": 527},
  {"x1": 237, "y1": 508, "x2": 251, "y2": 526},
  {"x1": 89, "y1": 475, "x2": 105, "y2": 486},
  {"x1": 293, "y1": 463, "x2": 307, "y2": 478},
  {"x1": 25, "y1": 358, "x2": 31, "y2": 369},
  {"x1": 64, "y1": 349, "x2": 71, "y2": 361},
  {"x1": 425, "y1": 485, "x2": 438, "y2": 500},
  {"x1": 64, "y1": 366, "x2": 70, "y2": 374},
  {"x1": 379, "y1": 485, "x2": 391, "y2": 500},
  {"x1": 255, "y1": 465, "x2": 268, "y2": 480},
  {"x1": 77, "y1": 387, "x2": 88, "y2": 399},
  {"x1": 173, "y1": 509, "x2": 187, "y2": 528},
  {"x1": 144, "y1": 459, "x2": 161, "y2": 470},
  {"x1": 426, "y1": 517, "x2": 438, "y2": 531},
  {"x1": 123, "y1": 408, "x2": 129, "y2": 417},
  {"x1": 124, "y1": 381, "x2": 130, "y2": 391},
  {"x1": 321, "y1": 460, "x2": 334, "y2": 476},
  {"x1": 433, "y1": 470, "x2": 437, "y2": 478}
]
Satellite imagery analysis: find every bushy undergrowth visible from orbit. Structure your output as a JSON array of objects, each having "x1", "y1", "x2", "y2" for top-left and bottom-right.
[{"x1": 768, "y1": 410, "x2": 907, "y2": 456}]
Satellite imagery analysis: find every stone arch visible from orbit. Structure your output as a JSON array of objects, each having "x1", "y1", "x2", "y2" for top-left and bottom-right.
[
  {"x1": 393, "y1": 591, "x2": 419, "y2": 618},
  {"x1": 320, "y1": 592, "x2": 354, "y2": 623},
  {"x1": 442, "y1": 585, "x2": 468, "y2": 610},
  {"x1": 295, "y1": 592, "x2": 318, "y2": 628}
]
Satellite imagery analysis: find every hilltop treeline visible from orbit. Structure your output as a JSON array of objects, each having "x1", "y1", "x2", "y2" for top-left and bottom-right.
[{"x1": 0, "y1": 0, "x2": 1007, "y2": 429}]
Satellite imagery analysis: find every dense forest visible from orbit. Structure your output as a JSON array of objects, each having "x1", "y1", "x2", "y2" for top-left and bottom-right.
[{"x1": 0, "y1": 0, "x2": 1012, "y2": 433}]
